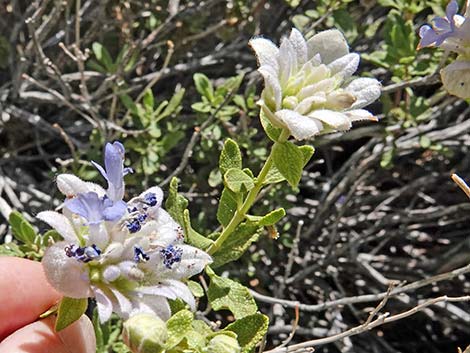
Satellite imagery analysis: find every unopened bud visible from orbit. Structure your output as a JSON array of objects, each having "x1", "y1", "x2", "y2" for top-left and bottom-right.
[
  {"x1": 206, "y1": 334, "x2": 241, "y2": 353},
  {"x1": 123, "y1": 314, "x2": 167, "y2": 353}
]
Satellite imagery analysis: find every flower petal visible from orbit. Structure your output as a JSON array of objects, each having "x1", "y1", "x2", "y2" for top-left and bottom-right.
[
  {"x1": 345, "y1": 78, "x2": 381, "y2": 109},
  {"x1": 345, "y1": 109, "x2": 378, "y2": 122},
  {"x1": 328, "y1": 53, "x2": 360, "y2": 81},
  {"x1": 162, "y1": 280, "x2": 196, "y2": 311},
  {"x1": 37, "y1": 211, "x2": 77, "y2": 242},
  {"x1": 42, "y1": 242, "x2": 92, "y2": 298},
  {"x1": 110, "y1": 288, "x2": 133, "y2": 318},
  {"x1": 249, "y1": 37, "x2": 280, "y2": 72},
  {"x1": 307, "y1": 29, "x2": 349, "y2": 64},
  {"x1": 94, "y1": 287, "x2": 114, "y2": 323},
  {"x1": 258, "y1": 66, "x2": 282, "y2": 111},
  {"x1": 56, "y1": 174, "x2": 105, "y2": 198},
  {"x1": 278, "y1": 37, "x2": 296, "y2": 86},
  {"x1": 309, "y1": 109, "x2": 351, "y2": 130},
  {"x1": 132, "y1": 295, "x2": 172, "y2": 321},
  {"x1": 288, "y1": 28, "x2": 308, "y2": 66},
  {"x1": 275, "y1": 109, "x2": 323, "y2": 140}
]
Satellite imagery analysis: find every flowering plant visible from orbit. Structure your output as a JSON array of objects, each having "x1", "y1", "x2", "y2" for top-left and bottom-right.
[
  {"x1": 38, "y1": 142, "x2": 211, "y2": 324},
  {"x1": 250, "y1": 28, "x2": 381, "y2": 140}
]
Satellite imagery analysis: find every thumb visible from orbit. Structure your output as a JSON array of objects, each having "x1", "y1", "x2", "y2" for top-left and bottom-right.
[{"x1": 0, "y1": 315, "x2": 96, "y2": 353}]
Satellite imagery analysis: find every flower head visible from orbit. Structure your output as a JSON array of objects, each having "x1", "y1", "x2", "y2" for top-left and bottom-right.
[
  {"x1": 249, "y1": 28, "x2": 381, "y2": 140},
  {"x1": 38, "y1": 142, "x2": 212, "y2": 323},
  {"x1": 418, "y1": 0, "x2": 470, "y2": 56}
]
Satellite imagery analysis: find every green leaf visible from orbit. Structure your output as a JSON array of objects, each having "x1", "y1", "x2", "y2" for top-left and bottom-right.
[
  {"x1": 165, "y1": 178, "x2": 189, "y2": 227},
  {"x1": 264, "y1": 145, "x2": 313, "y2": 186},
  {"x1": 143, "y1": 89, "x2": 154, "y2": 111},
  {"x1": 193, "y1": 73, "x2": 214, "y2": 101},
  {"x1": 183, "y1": 210, "x2": 214, "y2": 250},
  {"x1": 206, "y1": 267, "x2": 257, "y2": 319},
  {"x1": 9, "y1": 211, "x2": 36, "y2": 244},
  {"x1": 224, "y1": 314, "x2": 269, "y2": 353},
  {"x1": 165, "y1": 310, "x2": 193, "y2": 349},
  {"x1": 92, "y1": 42, "x2": 114, "y2": 72},
  {"x1": 420, "y1": 135, "x2": 431, "y2": 149},
  {"x1": 120, "y1": 94, "x2": 138, "y2": 117},
  {"x1": 158, "y1": 88, "x2": 185, "y2": 120},
  {"x1": 260, "y1": 108, "x2": 282, "y2": 142},
  {"x1": 211, "y1": 223, "x2": 261, "y2": 268},
  {"x1": 220, "y1": 139, "x2": 242, "y2": 176},
  {"x1": 224, "y1": 168, "x2": 254, "y2": 193},
  {"x1": 298, "y1": 145, "x2": 315, "y2": 166},
  {"x1": 191, "y1": 102, "x2": 212, "y2": 113},
  {"x1": 217, "y1": 188, "x2": 238, "y2": 227},
  {"x1": 55, "y1": 297, "x2": 88, "y2": 331},
  {"x1": 258, "y1": 208, "x2": 285, "y2": 226},
  {"x1": 187, "y1": 280, "x2": 204, "y2": 298},
  {"x1": 272, "y1": 141, "x2": 304, "y2": 188}
]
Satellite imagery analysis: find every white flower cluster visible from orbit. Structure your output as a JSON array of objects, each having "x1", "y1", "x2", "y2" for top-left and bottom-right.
[
  {"x1": 38, "y1": 142, "x2": 211, "y2": 323},
  {"x1": 250, "y1": 28, "x2": 381, "y2": 141}
]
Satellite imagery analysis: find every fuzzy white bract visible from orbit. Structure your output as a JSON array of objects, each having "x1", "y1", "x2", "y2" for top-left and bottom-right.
[
  {"x1": 249, "y1": 28, "x2": 381, "y2": 140},
  {"x1": 38, "y1": 143, "x2": 212, "y2": 323}
]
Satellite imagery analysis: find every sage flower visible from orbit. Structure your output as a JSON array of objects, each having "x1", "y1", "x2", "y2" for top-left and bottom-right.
[
  {"x1": 418, "y1": 0, "x2": 470, "y2": 56},
  {"x1": 38, "y1": 142, "x2": 212, "y2": 323},
  {"x1": 249, "y1": 28, "x2": 381, "y2": 140},
  {"x1": 418, "y1": 0, "x2": 470, "y2": 99}
]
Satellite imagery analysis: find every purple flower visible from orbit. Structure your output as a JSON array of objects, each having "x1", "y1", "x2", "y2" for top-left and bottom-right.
[
  {"x1": 92, "y1": 141, "x2": 133, "y2": 203},
  {"x1": 64, "y1": 191, "x2": 126, "y2": 224},
  {"x1": 418, "y1": 0, "x2": 465, "y2": 48}
]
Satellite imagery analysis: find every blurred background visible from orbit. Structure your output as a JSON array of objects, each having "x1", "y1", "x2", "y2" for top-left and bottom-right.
[{"x1": 1, "y1": 0, "x2": 470, "y2": 352}]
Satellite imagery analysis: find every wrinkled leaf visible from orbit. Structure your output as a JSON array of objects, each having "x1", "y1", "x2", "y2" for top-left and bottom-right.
[
  {"x1": 206, "y1": 267, "x2": 257, "y2": 319},
  {"x1": 225, "y1": 314, "x2": 269, "y2": 353}
]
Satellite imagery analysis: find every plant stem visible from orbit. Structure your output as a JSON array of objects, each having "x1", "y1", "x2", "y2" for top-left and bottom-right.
[{"x1": 208, "y1": 129, "x2": 290, "y2": 255}]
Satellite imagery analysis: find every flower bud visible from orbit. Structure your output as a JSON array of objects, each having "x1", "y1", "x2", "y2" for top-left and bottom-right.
[
  {"x1": 206, "y1": 334, "x2": 241, "y2": 353},
  {"x1": 123, "y1": 313, "x2": 168, "y2": 353}
]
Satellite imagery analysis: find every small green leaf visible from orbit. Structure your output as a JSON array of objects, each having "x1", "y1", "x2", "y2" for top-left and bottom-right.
[
  {"x1": 165, "y1": 178, "x2": 189, "y2": 227},
  {"x1": 55, "y1": 297, "x2": 88, "y2": 331},
  {"x1": 143, "y1": 89, "x2": 154, "y2": 111},
  {"x1": 206, "y1": 267, "x2": 257, "y2": 319},
  {"x1": 211, "y1": 222, "x2": 261, "y2": 268},
  {"x1": 260, "y1": 108, "x2": 283, "y2": 142},
  {"x1": 9, "y1": 211, "x2": 36, "y2": 244},
  {"x1": 420, "y1": 135, "x2": 431, "y2": 149},
  {"x1": 217, "y1": 188, "x2": 238, "y2": 227},
  {"x1": 165, "y1": 310, "x2": 193, "y2": 349},
  {"x1": 224, "y1": 168, "x2": 254, "y2": 193},
  {"x1": 298, "y1": 145, "x2": 315, "y2": 166},
  {"x1": 191, "y1": 102, "x2": 212, "y2": 113},
  {"x1": 183, "y1": 209, "x2": 214, "y2": 250},
  {"x1": 193, "y1": 73, "x2": 214, "y2": 101},
  {"x1": 159, "y1": 88, "x2": 185, "y2": 120},
  {"x1": 224, "y1": 314, "x2": 269, "y2": 353},
  {"x1": 220, "y1": 139, "x2": 242, "y2": 176},
  {"x1": 272, "y1": 141, "x2": 304, "y2": 188},
  {"x1": 187, "y1": 280, "x2": 204, "y2": 298},
  {"x1": 258, "y1": 208, "x2": 285, "y2": 226},
  {"x1": 92, "y1": 42, "x2": 114, "y2": 72}
]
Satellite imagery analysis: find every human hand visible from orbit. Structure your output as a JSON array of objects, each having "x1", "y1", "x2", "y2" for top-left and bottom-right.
[{"x1": 0, "y1": 257, "x2": 96, "y2": 353}]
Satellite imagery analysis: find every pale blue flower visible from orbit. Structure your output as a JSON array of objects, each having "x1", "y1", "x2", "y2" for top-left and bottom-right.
[
  {"x1": 418, "y1": 0, "x2": 460, "y2": 48},
  {"x1": 92, "y1": 141, "x2": 133, "y2": 203},
  {"x1": 64, "y1": 192, "x2": 126, "y2": 224}
]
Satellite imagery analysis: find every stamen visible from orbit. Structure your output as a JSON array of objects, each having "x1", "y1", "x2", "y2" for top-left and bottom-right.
[
  {"x1": 160, "y1": 245, "x2": 183, "y2": 269},
  {"x1": 144, "y1": 193, "x2": 158, "y2": 207},
  {"x1": 64, "y1": 244, "x2": 101, "y2": 262},
  {"x1": 134, "y1": 245, "x2": 150, "y2": 262},
  {"x1": 127, "y1": 219, "x2": 141, "y2": 233}
]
